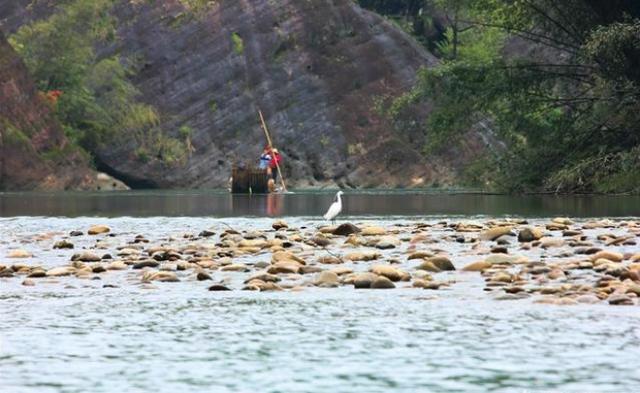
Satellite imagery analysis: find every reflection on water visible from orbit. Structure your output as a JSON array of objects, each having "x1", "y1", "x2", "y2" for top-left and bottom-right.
[{"x1": 0, "y1": 190, "x2": 639, "y2": 217}]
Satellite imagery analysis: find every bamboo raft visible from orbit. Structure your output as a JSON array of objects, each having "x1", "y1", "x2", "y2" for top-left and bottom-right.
[
  {"x1": 231, "y1": 165, "x2": 269, "y2": 194},
  {"x1": 229, "y1": 109, "x2": 287, "y2": 194}
]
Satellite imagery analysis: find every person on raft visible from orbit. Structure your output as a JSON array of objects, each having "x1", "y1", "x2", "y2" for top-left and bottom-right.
[
  {"x1": 269, "y1": 148, "x2": 282, "y2": 181},
  {"x1": 258, "y1": 147, "x2": 271, "y2": 170}
]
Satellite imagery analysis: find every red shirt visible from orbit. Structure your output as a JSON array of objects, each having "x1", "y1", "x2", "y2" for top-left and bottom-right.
[{"x1": 269, "y1": 152, "x2": 281, "y2": 168}]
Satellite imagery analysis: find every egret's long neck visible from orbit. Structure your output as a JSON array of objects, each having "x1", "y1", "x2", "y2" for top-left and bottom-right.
[{"x1": 336, "y1": 193, "x2": 342, "y2": 204}]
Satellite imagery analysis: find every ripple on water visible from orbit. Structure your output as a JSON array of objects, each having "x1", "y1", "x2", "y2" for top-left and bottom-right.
[{"x1": 1, "y1": 217, "x2": 640, "y2": 392}]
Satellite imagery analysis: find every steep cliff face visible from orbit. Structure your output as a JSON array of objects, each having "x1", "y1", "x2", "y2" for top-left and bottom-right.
[
  {"x1": 1, "y1": 0, "x2": 485, "y2": 189},
  {"x1": 0, "y1": 32, "x2": 95, "y2": 190}
]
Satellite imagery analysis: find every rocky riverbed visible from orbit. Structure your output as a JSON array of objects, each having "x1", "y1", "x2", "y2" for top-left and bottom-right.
[{"x1": 3, "y1": 217, "x2": 640, "y2": 306}]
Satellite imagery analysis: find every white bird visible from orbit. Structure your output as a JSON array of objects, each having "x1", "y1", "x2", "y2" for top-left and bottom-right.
[{"x1": 323, "y1": 191, "x2": 343, "y2": 223}]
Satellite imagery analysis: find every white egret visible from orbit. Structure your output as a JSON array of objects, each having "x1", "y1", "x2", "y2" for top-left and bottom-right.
[{"x1": 323, "y1": 191, "x2": 344, "y2": 223}]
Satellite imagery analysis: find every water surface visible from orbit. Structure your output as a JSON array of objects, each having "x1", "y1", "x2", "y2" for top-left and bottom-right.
[
  {"x1": 1, "y1": 190, "x2": 640, "y2": 217},
  {"x1": 1, "y1": 200, "x2": 640, "y2": 392}
]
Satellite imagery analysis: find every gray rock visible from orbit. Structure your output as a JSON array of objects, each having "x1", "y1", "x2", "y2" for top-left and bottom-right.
[
  {"x1": 133, "y1": 260, "x2": 160, "y2": 269},
  {"x1": 53, "y1": 240, "x2": 74, "y2": 249},
  {"x1": 208, "y1": 284, "x2": 232, "y2": 291},
  {"x1": 608, "y1": 294, "x2": 634, "y2": 305},
  {"x1": 71, "y1": 252, "x2": 101, "y2": 262},
  {"x1": 333, "y1": 223, "x2": 361, "y2": 236}
]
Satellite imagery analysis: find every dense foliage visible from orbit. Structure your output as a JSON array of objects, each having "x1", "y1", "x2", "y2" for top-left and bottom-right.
[
  {"x1": 361, "y1": 0, "x2": 640, "y2": 193},
  {"x1": 9, "y1": 0, "x2": 189, "y2": 166}
]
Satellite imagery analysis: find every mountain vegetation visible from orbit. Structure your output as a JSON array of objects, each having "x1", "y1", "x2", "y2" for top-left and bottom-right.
[
  {"x1": 3, "y1": 0, "x2": 640, "y2": 192},
  {"x1": 360, "y1": 0, "x2": 640, "y2": 193},
  {"x1": 8, "y1": 0, "x2": 190, "y2": 167}
]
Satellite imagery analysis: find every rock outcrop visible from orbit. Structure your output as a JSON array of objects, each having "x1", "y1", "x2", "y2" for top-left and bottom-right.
[
  {"x1": 1, "y1": 0, "x2": 486, "y2": 189},
  {"x1": 0, "y1": 31, "x2": 95, "y2": 190}
]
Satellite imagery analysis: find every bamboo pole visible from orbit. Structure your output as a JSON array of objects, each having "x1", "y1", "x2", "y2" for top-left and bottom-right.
[{"x1": 258, "y1": 109, "x2": 287, "y2": 192}]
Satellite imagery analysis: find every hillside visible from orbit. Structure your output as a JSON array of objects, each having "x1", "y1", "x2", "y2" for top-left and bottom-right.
[
  {"x1": 357, "y1": 0, "x2": 640, "y2": 193},
  {"x1": 0, "y1": 31, "x2": 96, "y2": 190},
  {"x1": 0, "y1": 0, "x2": 489, "y2": 190}
]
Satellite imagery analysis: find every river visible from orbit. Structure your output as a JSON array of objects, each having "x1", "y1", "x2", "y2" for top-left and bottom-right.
[{"x1": 1, "y1": 191, "x2": 639, "y2": 392}]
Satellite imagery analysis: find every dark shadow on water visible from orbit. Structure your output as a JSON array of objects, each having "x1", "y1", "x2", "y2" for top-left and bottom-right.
[{"x1": 0, "y1": 190, "x2": 639, "y2": 217}]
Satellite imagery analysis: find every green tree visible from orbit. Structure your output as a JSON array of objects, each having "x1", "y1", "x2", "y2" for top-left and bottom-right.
[
  {"x1": 386, "y1": 0, "x2": 640, "y2": 193},
  {"x1": 10, "y1": 0, "x2": 160, "y2": 153}
]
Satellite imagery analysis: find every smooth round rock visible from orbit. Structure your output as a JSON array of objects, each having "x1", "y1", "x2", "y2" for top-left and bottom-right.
[
  {"x1": 88, "y1": 225, "x2": 111, "y2": 235},
  {"x1": 332, "y1": 223, "x2": 361, "y2": 236},
  {"x1": 371, "y1": 265, "x2": 403, "y2": 281},
  {"x1": 425, "y1": 256, "x2": 455, "y2": 271},
  {"x1": 608, "y1": 294, "x2": 634, "y2": 305},
  {"x1": 208, "y1": 284, "x2": 232, "y2": 291},
  {"x1": 53, "y1": 240, "x2": 74, "y2": 249},
  {"x1": 133, "y1": 260, "x2": 160, "y2": 269},
  {"x1": 353, "y1": 273, "x2": 378, "y2": 289},
  {"x1": 7, "y1": 249, "x2": 31, "y2": 258},
  {"x1": 314, "y1": 271, "x2": 340, "y2": 287},
  {"x1": 370, "y1": 276, "x2": 395, "y2": 289}
]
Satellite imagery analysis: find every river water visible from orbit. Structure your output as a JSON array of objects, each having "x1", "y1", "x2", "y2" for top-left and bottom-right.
[
  {"x1": 1, "y1": 190, "x2": 640, "y2": 217},
  {"x1": 1, "y1": 191, "x2": 640, "y2": 392}
]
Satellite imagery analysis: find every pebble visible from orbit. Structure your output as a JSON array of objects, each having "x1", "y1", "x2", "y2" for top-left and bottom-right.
[
  {"x1": 407, "y1": 251, "x2": 434, "y2": 260},
  {"x1": 489, "y1": 272, "x2": 513, "y2": 283},
  {"x1": 480, "y1": 226, "x2": 514, "y2": 241},
  {"x1": 424, "y1": 256, "x2": 455, "y2": 271},
  {"x1": 272, "y1": 220, "x2": 288, "y2": 230},
  {"x1": 314, "y1": 271, "x2": 340, "y2": 287},
  {"x1": 88, "y1": 225, "x2": 111, "y2": 235},
  {"x1": 361, "y1": 226, "x2": 386, "y2": 236},
  {"x1": 46, "y1": 266, "x2": 76, "y2": 277},
  {"x1": 352, "y1": 272, "x2": 379, "y2": 289},
  {"x1": 332, "y1": 223, "x2": 361, "y2": 236},
  {"x1": 7, "y1": 249, "x2": 32, "y2": 258},
  {"x1": 53, "y1": 240, "x2": 74, "y2": 249},
  {"x1": 462, "y1": 261, "x2": 491, "y2": 272},
  {"x1": 2, "y1": 217, "x2": 636, "y2": 307},
  {"x1": 413, "y1": 279, "x2": 441, "y2": 290},
  {"x1": 27, "y1": 269, "x2": 47, "y2": 278},
  {"x1": 576, "y1": 294, "x2": 600, "y2": 304},
  {"x1": 208, "y1": 284, "x2": 232, "y2": 291},
  {"x1": 142, "y1": 271, "x2": 179, "y2": 282},
  {"x1": 370, "y1": 276, "x2": 395, "y2": 289},
  {"x1": 370, "y1": 265, "x2": 404, "y2": 281},
  {"x1": 317, "y1": 255, "x2": 342, "y2": 264},
  {"x1": 107, "y1": 261, "x2": 128, "y2": 270},
  {"x1": 608, "y1": 294, "x2": 634, "y2": 305},
  {"x1": 300, "y1": 265, "x2": 323, "y2": 274},
  {"x1": 197, "y1": 272, "x2": 212, "y2": 281},
  {"x1": 268, "y1": 261, "x2": 301, "y2": 274},
  {"x1": 245, "y1": 273, "x2": 280, "y2": 283},
  {"x1": 198, "y1": 230, "x2": 216, "y2": 237},
  {"x1": 590, "y1": 250, "x2": 624, "y2": 263},
  {"x1": 345, "y1": 251, "x2": 380, "y2": 261},
  {"x1": 220, "y1": 264, "x2": 250, "y2": 272},
  {"x1": 518, "y1": 227, "x2": 544, "y2": 242},
  {"x1": 416, "y1": 260, "x2": 440, "y2": 272},
  {"x1": 330, "y1": 266, "x2": 353, "y2": 276},
  {"x1": 375, "y1": 240, "x2": 397, "y2": 250},
  {"x1": 71, "y1": 251, "x2": 101, "y2": 262},
  {"x1": 540, "y1": 237, "x2": 565, "y2": 248},
  {"x1": 133, "y1": 260, "x2": 160, "y2": 269}
]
